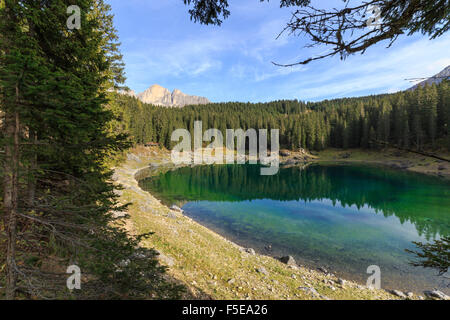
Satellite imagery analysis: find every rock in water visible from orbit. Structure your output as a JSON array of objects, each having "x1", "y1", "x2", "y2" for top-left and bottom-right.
[{"x1": 278, "y1": 255, "x2": 297, "y2": 266}]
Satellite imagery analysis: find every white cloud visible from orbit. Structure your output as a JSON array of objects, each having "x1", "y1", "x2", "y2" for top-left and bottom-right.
[
  {"x1": 115, "y1": 0, "x2": 450, "y2": 102},
  {"x1": 123, "y1": 33, "x2": 236, "y2": 91},
  {"x1": 275, "y1": 34, "x2": 450, "y2": 101}
]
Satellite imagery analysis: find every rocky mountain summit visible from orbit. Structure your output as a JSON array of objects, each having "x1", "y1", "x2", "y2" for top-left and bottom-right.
[
  {"x1": 409, "y1": 65, "x2": 449, "y2": 90},
  {"x1": 121, "y1": 84, "x2": 210, "y2": 107}
]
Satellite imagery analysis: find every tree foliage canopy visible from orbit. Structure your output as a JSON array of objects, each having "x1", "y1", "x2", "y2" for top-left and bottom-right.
[{"x1": 114, "y1": 80, "x2": 449, "y2": 152}]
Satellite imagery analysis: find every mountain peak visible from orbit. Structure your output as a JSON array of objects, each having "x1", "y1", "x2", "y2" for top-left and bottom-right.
[
  {"x1": 172, "y1": 88, "x2": 184, "y2": 95},
  {"x1": 132, "y1": 84, "x2": 209, "y2": 107},
  {"x1": 409, "y1": 65, "x2": 450, "y2": 90}
]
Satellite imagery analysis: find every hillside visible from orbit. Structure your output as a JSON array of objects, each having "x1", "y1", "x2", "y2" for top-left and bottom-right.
[
  {"x1": 110, "y1": 80, "x2": 450, "y2": 153},
  {"x1": 409, "y1": 65, "x2": 450, "y2": 90}
]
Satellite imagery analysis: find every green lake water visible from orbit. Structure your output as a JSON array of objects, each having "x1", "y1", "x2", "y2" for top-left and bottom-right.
[{"x1": 139, "y1": 163, "x2": 450, "y2": 294}]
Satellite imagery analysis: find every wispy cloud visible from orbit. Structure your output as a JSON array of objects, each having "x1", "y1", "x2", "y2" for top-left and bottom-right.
[
  {"x1": 275, "y1": 35, "x2": 450, "y2": 101},
  {"x1": 108, "y1": 0, "x2": 450, "y2": 102}
]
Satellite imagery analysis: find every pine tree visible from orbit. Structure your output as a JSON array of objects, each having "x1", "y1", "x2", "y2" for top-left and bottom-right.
[{"x1": 1, "y1": 0, "x2": 182, "y2": 299}]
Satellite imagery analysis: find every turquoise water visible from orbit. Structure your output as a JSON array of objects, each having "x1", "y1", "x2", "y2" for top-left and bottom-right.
[{"x1": 139, "y1": 164, "x2": 450, "y2": 294}]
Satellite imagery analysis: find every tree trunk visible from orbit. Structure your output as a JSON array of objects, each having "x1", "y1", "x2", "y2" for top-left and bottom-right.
[
  {"x1": 28, "y1": 129, "x2": 37, "y2": 205},
  {"x1": 3, "y1": 111, "x2": 20, "y2": 300}
]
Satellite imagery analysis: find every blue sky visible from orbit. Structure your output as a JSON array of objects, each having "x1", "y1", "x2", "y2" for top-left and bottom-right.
[{"x1": 107, "y1": 0, "x2": 450, "y2": 103}]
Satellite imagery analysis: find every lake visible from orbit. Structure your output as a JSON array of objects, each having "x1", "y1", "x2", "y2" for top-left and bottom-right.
[{"x1": 139, "y1": 163, "x2": 450, "y2": 294}]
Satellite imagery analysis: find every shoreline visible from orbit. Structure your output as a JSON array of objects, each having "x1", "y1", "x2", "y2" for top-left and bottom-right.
[
  {"x1": 313, "y1": 148, "x2": 450, "y2": 180},
  {"x1": 113, "y1": 146, "x2": 450, "y2": 300}
]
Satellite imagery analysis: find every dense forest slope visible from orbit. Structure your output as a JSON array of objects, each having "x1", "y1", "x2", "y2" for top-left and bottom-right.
[{"x1": 109, "y1": 81, "x2": 449, "y2": 152}]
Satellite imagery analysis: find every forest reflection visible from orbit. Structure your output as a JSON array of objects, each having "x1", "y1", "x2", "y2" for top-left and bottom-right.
[{"x1": 139, "y1": 164, "x2": 450, "y2": 240}]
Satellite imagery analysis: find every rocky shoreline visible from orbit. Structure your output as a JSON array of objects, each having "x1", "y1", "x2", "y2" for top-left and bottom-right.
[{"x1": 113, "y1": 146, "x2": 449, "y2": 300}]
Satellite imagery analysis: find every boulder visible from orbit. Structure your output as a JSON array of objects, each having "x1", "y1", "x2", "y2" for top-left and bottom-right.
[
  {"x1": 424, "y1": 290, "x2": 449, "y2": 300},
  {"x1": 112, "y1": 211, "x2": 127, "y2": 218},
  {"x1": 255, "y1": 267, "x2": 269, "y2": 275},
  {"x1": 280, "y1": 150, "x2": 291, "y2": 157},
  {"x1": 317, "y1": 267, "x2": 328, "y2": 274},
  {"x1": 284, "y1": 159, "x2": 297, "y2": 165},
  {"x1": 389, "y1": 290, "x2": 407, "y2": 298},
  {"x1": 244, "y1": 248, "x2": 256, "y2": 255},
  {"x1": 127, "y1": 153, "x2": 142, "y2": 162},
  {"x1": 158, "y1": 253, "x2": 175, "y2": 267},
  {"x1": 170, "y1": 205, "x2": 183, "y2": 213},
  {"x1": 167, "y1": 212, "x2": 177, "y2": 219},
  {"x1": 298, "y1": 286, "x2": 319, "y2": 297},
  {"x1": 278, "y1": 255, "x2": 297, "y2": 266}
]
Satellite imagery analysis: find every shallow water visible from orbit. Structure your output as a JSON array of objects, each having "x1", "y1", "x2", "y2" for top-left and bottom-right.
[{"x1": 139, "y1": 163, "x2": 450, "y2": 294}]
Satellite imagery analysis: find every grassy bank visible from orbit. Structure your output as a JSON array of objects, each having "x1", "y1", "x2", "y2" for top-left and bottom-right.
[
  {"x1": 314, "y1": 148, "x2": 450, "y2": 179},
  {"x1": 113, "y1": 146, "x2": 435, "y2": 300}
]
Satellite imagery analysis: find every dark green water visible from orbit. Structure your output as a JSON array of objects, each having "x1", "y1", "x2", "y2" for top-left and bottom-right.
[{"x1": 139, "y1": 164, "x2": 450, "y2": 294}]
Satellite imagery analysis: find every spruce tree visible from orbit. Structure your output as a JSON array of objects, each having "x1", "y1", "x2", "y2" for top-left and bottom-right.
[{"x1": 1, "y1": 0, "x2": 182, "y2": 299}]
